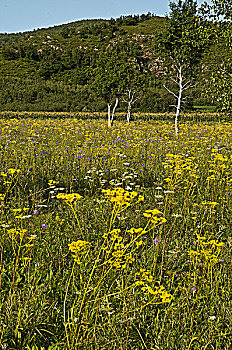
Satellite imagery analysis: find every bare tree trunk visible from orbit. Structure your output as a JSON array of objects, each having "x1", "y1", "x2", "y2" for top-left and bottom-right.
[
  {"x1": 163, "y1": 60, "x2": 196, "y2": 136},
  {"x1": 123, "y1": 89, "x2": 140, "y2": 124},
  {"x1": 107, "y1": 104, "x2": 111, "y2": 128},
  {"x1": 175, "y1": 112, "x2": 179, "y2": 135},
  {"x1": 107, "y1": 98, "x2": 118, "y2": 128},
  {"x1": 111, "y1": 98, "x2": 118, "y2": 127},
  {"x1": 175, "y1": 66, "x2": 183, "y2": 135},
  {"x1": 127, "y1": 102, "x2": 131, "y2": 123}
]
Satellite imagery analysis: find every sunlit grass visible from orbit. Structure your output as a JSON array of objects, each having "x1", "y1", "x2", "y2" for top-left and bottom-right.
[{"x1": 0, "y1": 117, "x2": 231, "y2": 349}]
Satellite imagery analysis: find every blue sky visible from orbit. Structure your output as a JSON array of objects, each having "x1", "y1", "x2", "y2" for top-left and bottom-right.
[{"x1": 0, "y1": 0, "x2": 211, "y2": 34}]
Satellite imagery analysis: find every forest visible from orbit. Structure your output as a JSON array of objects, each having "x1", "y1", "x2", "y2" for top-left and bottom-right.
[{"x1": 0, "y1": 3, "x2": 231, "y2": 113}]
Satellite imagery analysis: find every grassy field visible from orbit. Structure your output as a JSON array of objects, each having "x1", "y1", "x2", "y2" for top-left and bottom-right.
[
  {"x1": 0, "y1": 117, "x2": 231, "y2": 349},
  {"x1": 0, "y1": 111, "x2": 225, "y2": 122}
]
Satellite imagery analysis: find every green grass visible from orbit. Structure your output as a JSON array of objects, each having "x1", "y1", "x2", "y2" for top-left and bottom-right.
[
  {"x1": 193, "y1": 105, "x2": 217, "y2": 112},
  {"x1": 0, "y1": 117, "x2": 231, "y2": 349},
  {"x1": 120, "y1": 16, "x2": 166, "y2": 35}
]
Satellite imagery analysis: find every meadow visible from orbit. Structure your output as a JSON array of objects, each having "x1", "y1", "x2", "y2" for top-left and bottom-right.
[{"x1": 0, "y1": 116, "x2": 231, "y2": 349}]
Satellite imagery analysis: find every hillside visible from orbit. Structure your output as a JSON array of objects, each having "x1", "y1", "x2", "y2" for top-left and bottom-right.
[{"x1": 0, "y1": 14, "x2": 220, "y2": 112}]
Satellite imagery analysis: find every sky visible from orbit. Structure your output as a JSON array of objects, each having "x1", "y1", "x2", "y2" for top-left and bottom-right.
[{"x1": 0, "y1": 0, "x2": 211, "y2": 34}]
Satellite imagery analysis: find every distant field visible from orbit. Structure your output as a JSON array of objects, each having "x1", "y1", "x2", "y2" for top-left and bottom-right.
[
  {"x1": 0, "y1": 118, "x2": 231, "y2": 349},
  {"x1": 0, "y1": 110, "x2": 226, "y2": 122}
]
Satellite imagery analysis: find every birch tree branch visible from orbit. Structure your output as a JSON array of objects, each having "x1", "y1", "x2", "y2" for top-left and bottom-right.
[{"x1": 163, "y1": 84, "x2": 178, "y2": 99}]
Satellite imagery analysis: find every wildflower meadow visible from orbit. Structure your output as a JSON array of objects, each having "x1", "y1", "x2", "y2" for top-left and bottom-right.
[{"x1": 0, "y1": 116, "x2": 231, "y2": 349}]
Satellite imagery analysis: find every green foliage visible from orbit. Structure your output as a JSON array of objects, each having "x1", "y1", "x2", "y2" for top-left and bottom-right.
[
  {"x1": 0, "y1": 10, "x2": 228, "y2": 112},
  {"x1": 205, "y1": 0, "x2": 232, "y2": 21},
  {"x1": 162, "y1": 1, "x2": 213, "y2": 70},
  {"x1": 199, "y1": 0, "x2": 232, "y2": 111},
  {"x1": 165, "y1": 0, "x2": 199, "y2": 57},
  {"x1": 90, "y1": 46, "x2": 147, "y2": 105},
  {"x1": 207, "y1": 59, "x2": 232, "y2": 112}
]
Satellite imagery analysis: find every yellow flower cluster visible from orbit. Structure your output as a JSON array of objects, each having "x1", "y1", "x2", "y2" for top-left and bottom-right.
[
  {"x1": 103, "y1": 229, "x2": 135, "y2": 269},
  {"x1": 207, "y1": 150, "x2": 230, "y2": 183},
  {"x1": 1, "y1": 169, "x2": 20, "y2": 177},
  {"x1": 135, "y1": 269, "x2": 174, "y2": 303},
  {"x1": 188, "y1": 234, "x2": 224, "y2": 267},
  {"x1": 142, "y1": 285, "x2": 175, "y2": 303},
  {"x1": 143, "y1": 209, "x2": 161, "y2": 217},
  {"x1": 0, "y1": 168, "x2": 21, "y2": 187},
  {"x1": 8, "y1": 168, "x2": 21, "y2": 176},
  {"x1": 162, "y1": 153, "x2": 198, "y2": 189},
  {"x1": 135, "y1": 268, "x2": 153, "y2": 283},
  {"x1": 143, "y1": 209, "x2": 167, "y2": 226},
  {"x1": 7, "y1": 228, "x2": 36, "y2": 263},
  {"x1": 8, "y1": 228, "x2": 28, "y2": 241},
  {"x1": 102, "y1": 187, "x2": 144, "y2": 210},
  {"x1": 201, "y1": 201, "x2": 218, "y2": 208},
  {"x1": 127, "y1": 227, "x2": 144, "y2": 234},
  {"x1": 48, "y1": 179, "x2": 59, "y2": 187},
  {"x1": 57, "y1": 193, "x2": 82, "y2": 205},
  {"x1": 68, "y1": 240, "x2": 91, "y2": 265}
]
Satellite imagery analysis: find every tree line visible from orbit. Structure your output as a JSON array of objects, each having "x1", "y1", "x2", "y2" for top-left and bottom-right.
[{"x1": 0, "y1": 1, "x2": 231, "y2": 122}]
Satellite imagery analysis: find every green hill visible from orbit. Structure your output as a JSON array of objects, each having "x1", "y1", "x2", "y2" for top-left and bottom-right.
[{"x1": 0, "y1": 14, "x2": 219, "y2": 112}]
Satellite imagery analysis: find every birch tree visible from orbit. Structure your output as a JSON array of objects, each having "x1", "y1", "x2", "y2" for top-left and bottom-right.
[
  {"x1": 163, "y1": 60, "x2": 196, "y2": 134},
  {"x1": 90, "y1": 46, "x2": 146, "y2": 127},
  {"x1": 122, "y1": 89, "x2": 141, "y2": 123},
  {"x1": 107, "y1": 97, "x2": 118, "y2": 128},
  {"x1": 90, "y1": 52, "x2": 124, "y2": 128},
  {"x1": 162, "y1": 0, "x2": 211, "y2": 133}
]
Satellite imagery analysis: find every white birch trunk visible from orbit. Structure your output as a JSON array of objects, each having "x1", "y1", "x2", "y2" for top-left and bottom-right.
[
  {"x1": 107, "y1": 104, "x2": 111, "y2": 128},
  {"x1": 107, "y1": 98, "x2": 118, "y2": 128},
  {"x1": 127, "y1": 102, "x2": 131, "y2": 123},
  {"x1": 163, "y1": 62, "x2": 192, "y2": 136},
  {"x1": 123, "y1": 89, "x2": 140, "y2": 124},
  {"x1": 175, "y1": 66, "x2": 183, "y2": 136},
  {"x1": 111, "y1": 98, "x2": 118, "y2": 126},
  {"x1": 163, "y1": 60, "x2": 196, "y2": 136}
]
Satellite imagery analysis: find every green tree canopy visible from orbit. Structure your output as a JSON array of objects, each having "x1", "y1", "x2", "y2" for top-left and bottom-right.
[{"x1": 199, "y1": 0, "x2": 232, "y2": 111}]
